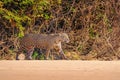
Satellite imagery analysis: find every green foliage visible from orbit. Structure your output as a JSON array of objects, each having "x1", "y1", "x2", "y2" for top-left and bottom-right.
[
  {"x1": 103, "y1": 14, "x2": 112, "y2": 32},
  {"x1": 89, "y1": 24, "x2": 97, "y2": 38},
  {"x1": 0, "y1": 1, "x2": 3, "y2": 8},
  {"x1": 77, "y1": 45, "x2": 83, "y2": 52},
  {"x1": 20, "y1": 0, "x2": 34, "y2": 5},
  {"x1": 32, "y1": 51, "x2": 39, "y2": 60},
  {"x1": 32, "y1": 51, "x2": 45, "y2": 60},
  {"x1": 1, "y1": 0, "x2": 13, "y2": 4},
  {"x1": 1, "y1": 8, "x2": 27, "y2": 37},
  {"x1": 57, "y1": 0, "x2": 61, "y2": 4},
  {"x1": 38, "y1": 54, "x2": 45, "y2": 60},
  {"x1": 0, "y1": 0, "x2": 52, "y2": 38}
]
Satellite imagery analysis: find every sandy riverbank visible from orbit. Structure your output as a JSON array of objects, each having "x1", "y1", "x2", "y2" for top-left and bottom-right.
[{"x1": 0, "y1": 61, "x2": 120, "y2": 80}]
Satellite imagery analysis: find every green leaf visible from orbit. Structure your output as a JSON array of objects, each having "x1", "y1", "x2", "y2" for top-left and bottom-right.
[
  {"x1": 44, "y1": 14, "x2": 50, "y2": 20},
  {"x1": 18, "y1": 31, "x2": 24, "y2": 38}
]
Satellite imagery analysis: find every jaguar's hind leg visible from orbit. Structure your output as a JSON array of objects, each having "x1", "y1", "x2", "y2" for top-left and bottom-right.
[
  {"x1": 26, "y1": 48, "x2": 34, "y2": 60},
  {"x1": 16, "y1": 49, "x2": 23, "y2": 60},
  {"x1": 16, "y1": 52, "x2": 21, "y2": 60}
]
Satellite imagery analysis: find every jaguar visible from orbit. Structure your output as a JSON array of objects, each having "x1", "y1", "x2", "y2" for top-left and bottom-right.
[{"x1": 16, "y1": 33, "x2": 70, "y2": 60}]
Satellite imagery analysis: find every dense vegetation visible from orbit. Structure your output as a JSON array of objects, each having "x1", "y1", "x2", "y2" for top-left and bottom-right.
[{"x1": 0, "y1": 0, "x2": 120, "y2": 60}]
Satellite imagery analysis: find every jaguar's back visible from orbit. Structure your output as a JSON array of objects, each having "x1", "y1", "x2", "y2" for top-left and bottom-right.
[{"x1": 19, "y1": 34, "x2": 36, "y2": 51}]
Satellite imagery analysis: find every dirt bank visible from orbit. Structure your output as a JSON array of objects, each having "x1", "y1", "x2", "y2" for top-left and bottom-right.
[{"x1": 0, "y1": 61, "x2": 120, "y2": 80}]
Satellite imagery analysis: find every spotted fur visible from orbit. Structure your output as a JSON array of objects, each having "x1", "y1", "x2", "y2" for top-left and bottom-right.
[{"x1": 16, "y1": 33, "x2": 69, "y2": 60}]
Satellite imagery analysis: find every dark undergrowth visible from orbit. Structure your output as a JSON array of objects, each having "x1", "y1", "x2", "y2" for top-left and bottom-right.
[{"x1": 0, "y1": 0, "x2": 120, "y2": 60}]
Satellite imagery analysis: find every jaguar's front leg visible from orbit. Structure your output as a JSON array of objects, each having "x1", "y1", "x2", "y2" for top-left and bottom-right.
[
  {"x1": 57, "y1": 43, "x2": 67, "y2": 60},
  {"x1": 59, "y1": 49, "x2": 67, "y2": 60}
]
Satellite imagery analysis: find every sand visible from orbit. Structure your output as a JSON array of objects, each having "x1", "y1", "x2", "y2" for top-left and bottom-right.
[{"x1": 0, "y1": 61, "x2": 120, "y2": 80}]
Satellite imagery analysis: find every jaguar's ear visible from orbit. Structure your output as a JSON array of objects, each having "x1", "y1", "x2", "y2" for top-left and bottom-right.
[
  {"x1": 58, "y1": 32, "x2": 64, "y2": 37},
  {"x1": 55, "y1": 39, "x2": 61, "y2": 44},
  {"x1": 58, "y1": 33, "x2": 62, "y2": 36}
]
